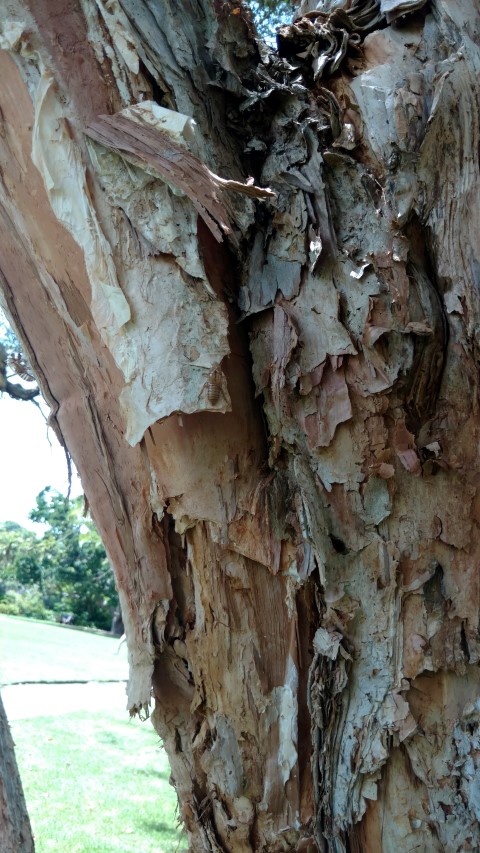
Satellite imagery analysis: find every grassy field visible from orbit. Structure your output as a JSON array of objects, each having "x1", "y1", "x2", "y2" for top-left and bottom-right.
[
  {"x1": 0, "y1": 614, "x2": 128, "y2": 684},
  {"x1": 11, "y1": 710, "x2": 182, "y2": 853},
  {"x1": 1, "y1": 615, "x2": 184, "y2": 852}
]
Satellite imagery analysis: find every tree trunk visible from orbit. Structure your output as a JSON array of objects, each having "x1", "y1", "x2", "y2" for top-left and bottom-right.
[
  {"x1": 1, "y1": 1, "x2": 479, "y2": 850},
  {"x1": 0, "y1": 693, "x2": 35, "y2": 852}
]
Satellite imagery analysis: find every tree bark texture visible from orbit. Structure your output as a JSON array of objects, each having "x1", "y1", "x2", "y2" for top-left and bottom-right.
[
  {"x1": 0, "y1": 1, "x2": 479, "y2": 850},
  {"x1": 0, "y1": 693, "x2": 35, "y2": 852}
]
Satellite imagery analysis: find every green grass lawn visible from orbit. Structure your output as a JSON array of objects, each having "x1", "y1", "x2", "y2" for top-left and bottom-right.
[
  {"x1": 11, "y1": 710, "x2": 183, "y2": 853},
  {"x1": 1, "y1": 615, "x2": 184, "y2": 852},
  {"x1": 0, "y1": 614, "x2": 128, "y2": 684}
]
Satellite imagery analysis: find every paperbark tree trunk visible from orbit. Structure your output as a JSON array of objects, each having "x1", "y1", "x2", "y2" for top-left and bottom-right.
[
  {"x1": 0, "y1": 694, "x2": 34, "y2": 852},
  {"x1": 1, "y1": 1, "x2": 479, "y2": 850}
]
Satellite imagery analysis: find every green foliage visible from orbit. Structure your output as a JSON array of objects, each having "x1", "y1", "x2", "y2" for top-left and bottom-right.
[
  {"x1": 0, "y1": 489, "x2": 118, "y2": 629},
  {"x1": 0, "y1": 523, "x2": 39, "y2": 588},
  {"x1": 249, "y1": 0, "x2": 296, "y2": 42},
  {"x1": 0, "y1": 586, "x2": 55, "y2": 621}
]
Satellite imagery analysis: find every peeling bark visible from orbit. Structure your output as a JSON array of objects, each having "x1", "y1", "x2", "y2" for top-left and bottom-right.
[
  {"x1": 1, "y1": 1, "x2": 480, "y2": 850},
  {"x1": 0, "y1": 693, "x2": 34, "y2": 852}
]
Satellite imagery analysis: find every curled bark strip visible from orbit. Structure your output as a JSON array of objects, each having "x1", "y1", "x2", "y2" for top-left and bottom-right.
[
  {"x1": 381, "y1": 0, "x2": 428, "y2": 21},
  {"x1": 86, "y1": 114, "x2": 275, "y2": 244},
  {"x1": 278, "y1": 0, "x2": 428, "y2": 80},
  {"x1": 211, "y1": 173, "x2": 276, "y2": 199},
  {"x1": 278, "y1": 1, "x2": 382, "y2": 80}
]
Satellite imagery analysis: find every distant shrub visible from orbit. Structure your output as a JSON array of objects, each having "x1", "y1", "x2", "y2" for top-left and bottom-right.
[{"x1": 0, "y1": 585, "x2": 55, "y2": 621}]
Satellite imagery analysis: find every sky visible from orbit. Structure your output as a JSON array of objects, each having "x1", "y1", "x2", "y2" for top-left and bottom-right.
[{"x1": 0, "y1": 395, "x2": 82, "y2": 532}]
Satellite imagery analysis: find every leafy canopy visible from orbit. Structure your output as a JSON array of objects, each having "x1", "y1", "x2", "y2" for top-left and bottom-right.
[
  {"x1": 0, "y1": 488, "x2": 117, "y2": 630},
  {"x1": 249, "y1": 0, "x2": 296, "y2": 43}
]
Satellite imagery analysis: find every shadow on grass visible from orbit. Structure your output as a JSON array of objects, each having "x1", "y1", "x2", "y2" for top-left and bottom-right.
[
  {"x1": 97, "y1": 731, "x2": 123, "y2": 746},
  {"x1": 140, "y1": 819, "x2": 181, "y2": 838},
  {"x1": 134, "y1": 766, "x2": 171, "y2": 781}
]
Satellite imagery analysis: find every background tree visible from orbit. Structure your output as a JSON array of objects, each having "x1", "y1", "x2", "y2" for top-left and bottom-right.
[
  {"x1": 0, "y1": 491, "x2": 118, "y2": 629},
  {"x1": 0, "y1": 522, "x2": 47, "y2": 620},
  {"x1": 0, "y1": 319, "x2": 39, "y2": 404},
  {"x1": 0, "y1": 1, "x2": 479, "y2": 851},
  {"x1": 0, "y1": 522, "x2": 39, "y2": 587},
  {"x1": 30, "y1": 490, "x2": 118, "y2": 629},
  {"x1": 249, "y1": 0, "x2": 295, "y2": 41}
]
